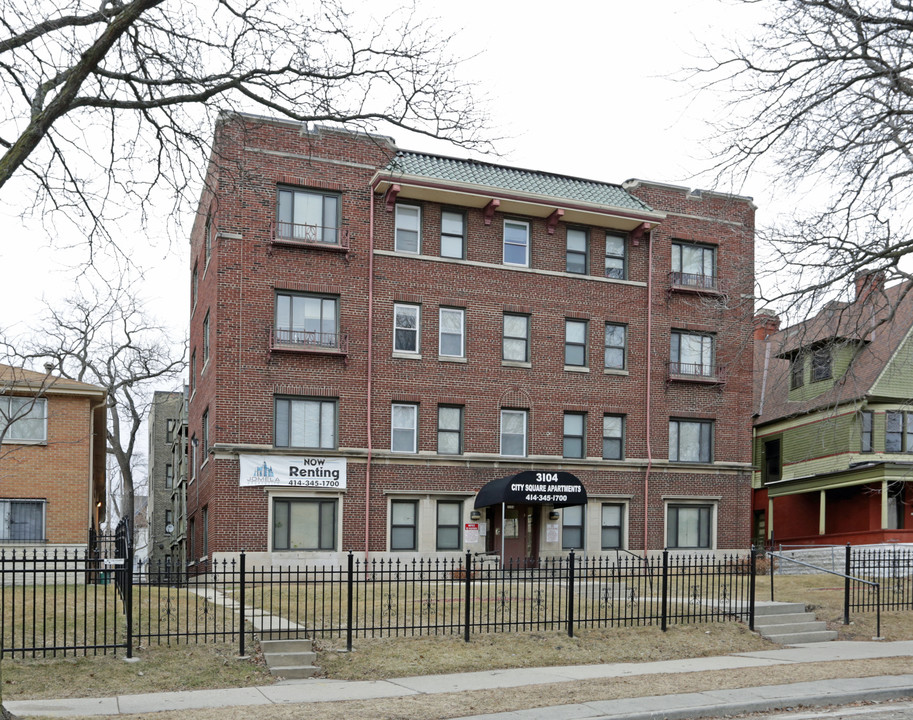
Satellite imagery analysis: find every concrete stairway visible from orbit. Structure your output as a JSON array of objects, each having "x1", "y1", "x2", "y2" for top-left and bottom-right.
[
  {"x1": 753, "y1": 601, "x2": 838, "y2": 644},
  {"x1": 259, "y1": 634, "x2": 319, "y2": 679}
]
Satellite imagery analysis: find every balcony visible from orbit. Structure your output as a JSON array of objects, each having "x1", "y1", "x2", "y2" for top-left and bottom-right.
[
  {"x1": 270, "y1": 221, "x2": 350, "y2": 254},
  {"x1": 270, "y1": 327, "x2": 349, "y2": 360},
  {"x1": 667, "y1": 361, "x2": 725, "y2": 384},
  {"x1": 669, "y1": 271, "x2": 720, "y2": 294}
]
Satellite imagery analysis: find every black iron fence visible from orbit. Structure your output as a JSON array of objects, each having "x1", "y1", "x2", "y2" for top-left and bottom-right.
[
  {"x1": 3, "y1": 546, "x2": 757, "y2": 657},
  {"x1": 848, "y1": 545, "x2": 913, "y2": 612}
]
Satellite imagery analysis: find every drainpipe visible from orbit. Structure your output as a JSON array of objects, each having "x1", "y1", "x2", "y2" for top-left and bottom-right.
[
  {"x1": 643, "y1": 230, "x2": 654, "y2": 557},
  {"x1": 365, "y1": 186, "x2": 376, "y2": 560}
]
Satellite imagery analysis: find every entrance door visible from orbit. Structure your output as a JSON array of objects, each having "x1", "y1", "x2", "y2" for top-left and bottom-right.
[{"x1": 488, "y1": 504, "x2": 540, "y2": 567}]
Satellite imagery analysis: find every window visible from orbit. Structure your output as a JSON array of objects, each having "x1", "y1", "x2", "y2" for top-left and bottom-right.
[
  {"x1": 437, "y1": 405, "x2": 463, "y2": 455},
  {"x1": 192, "y1": 263, "x2": 199, "y2": 309},
  {"x1": 275, "y1": 397, "x2": 337, "y2": 449},
  {"x1": 0, "y1": 499, "x2": 45, "y2": 542},
  {"x1": 201, "y1": 506, "x2": 209, "y2": 557},
  {"x1": 503, "y1": 220, "x2": 530, "y2": 267},
  {"x1": 391, "y1": 403, "x2": 418, "y2": 453},
  {"x1": 273, "y1": 498, "x2": 337, "y2": 551},
  {"x1": 671, "y1": 242, "x2": 716, "y2": 289},
  {"x1": 188, "y1": 517, "x2": 195, "y2": 560},
  {"x1": 275, "y1": 293, "x2": 339, "y2": 348},
  {"x1": 201, "y1": 409, "x2": 209, "y2": 459},
  {"x1": 437, "y1": 501, "x2": 462, "y2": 551},
  {"x1": 811, "y1": 346, "x2": 832, "y2": 382},
  {"x1": 565, "y1": 319, "x2": 588, "y2": 367},
  {"x1": 390, "y1": 500, "x2": 417, "y2": 551},
  {"x1": 563, "y1": 412, "x2": 586, "y2": 458},
  {"x1": 190, "y1": 351, "x2": 196, "y2": 394},
  {"x1": 886, "y1": 411, "x2": 913, "y2": 452},
  {"x1": 395, "y1": 204, "x2": 421, "y2": 253},
  {"x1": 165, "y1": 463, "x2": 174, "y2": 489},
  {"x1": 605, "y1": 234, "x2": 626, "y2": 279},
  {"x1": 500, "y1": 409, "x2": 527, "y2": 457},
  {"x1": 566, "y1": 228, "x2": 587, "y2": 274},
  {"x1": 670, "y1": 331, "x2": 714, "y2": 377},
  {"x1": 190, "y1": 435, "x2": 198, "y2": 479},
  {"x1": 441, "y1": 210, "x2": 465, "y2": 259},
  {"x1": 1, "y1": 397, "x2": 47, "y2": 443},
  {"x1": 763, "y1": 438, "x2": 781, "y2": 483},
  {"x1": 438, "y1": 308, "x2": 465, "y2": 358},
  {"x1": 604, "y1": 323, "x2": 627, "y2": 370},
  {"x1": 277, "y1": 187, "x2": 340, "y2": 244},
  {"x1": 165, "y1": 419, "x2": 175, "y2": 445},
  {"x1": 790, "y1": 354, "x2": 804, "y2": 389},
  {"x1": 861, "y1": 411, "x2": 873, "y2": 453},
  {"x1": 669, "y1": 419, "x2": 713, "y2": 463},
  {"x1": 562, "y1": 505, "x2": 584, "y2": 549},
  {"x1": 165, "y1": 509, "x2": 173, "y2": 530},
  {"x1": 503, "y1": 314, "x2": 530, "y2": 363},
  {"x1": 204, "y1": 211, "x2": 213, "y2": 266},
  {"x1": 667, "y1": 504, "x2": 712, "y2": 549},
  {"x1": 394, "y1": 303, "x2": 420, "y2": 354},
  {"x1": 601, "y1": 504, "x2": 624, "y2": 549},
  {"x1": 602, "y1": 414, "x2": 625, "y2": 460},
  {"x1": 202, "y1": 311, "x2": 210, "y2": 365}
]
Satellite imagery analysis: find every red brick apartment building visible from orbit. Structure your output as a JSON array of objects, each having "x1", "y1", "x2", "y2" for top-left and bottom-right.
[
  {"x1": 186, "y1": 112, "x2": 756, "y2": 568},
  {"x1": 0, "y1": 364, "x2": 107, "y2": 548}
]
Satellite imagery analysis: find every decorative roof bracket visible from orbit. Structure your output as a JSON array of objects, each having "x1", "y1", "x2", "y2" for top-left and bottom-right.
[
  {"x1": 384, "y1": 184, "x2": 401, "y2": 212},
  {"x1": 546, "y1": 208, "x2": 565, "y2": 235},
  {"x1": 483, "y1": 198, "x2": 500, "y2": 225},
  {"x1": 630, "y1": 222, "x2": 650, "y2": 246}
]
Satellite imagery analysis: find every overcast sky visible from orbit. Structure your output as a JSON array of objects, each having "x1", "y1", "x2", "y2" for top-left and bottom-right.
[{"x1": 0, "y1": 0, "x2": 770, "y2": 346}]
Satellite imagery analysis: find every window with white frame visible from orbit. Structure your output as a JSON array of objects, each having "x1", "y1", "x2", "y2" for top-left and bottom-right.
[
  {"x1": 602, "y1": 414, "x2": 624, "y2": 460},
  {"x1": 437, "y1": 405, "x2": 463, "y2": 455},
  {"x1": 273, "y1": 498, "x2": 336, "y2": 550},
  {"x1": 391, "y1": 403, "x2": 418, "y2": 453},
  {"x1": 395, "y1": 204, "x2": 421, "y2": 253},
  {"x1": 165, "y1": 463, "x2": 174, "y2": 489},
  {"x1": 886, "y1": 411, "x2": 913, "y2": 452},
  {"x1": 437, "y1": 501, "x2": 462, "y2": 550},
  {"x1": 562, "y1": 505, "x2": 584, "y2": 549},
  {"x1": 0, "y1": 499, "x2": 45, "y2": 542},
  {"x1": 566, "y1": 228, "x2": 587, "y2": 274},
  {"x1": 438, "y1": 307, "x2": 465, "y2": 358},
  {"x1": 192, "y1": 263, "x2": 199, "y2": 309},
  {"x1": 503, "y1": 220, "x2": 530, "y2": 266},
  {"x1": 190, "y1": 350, "x2": 196, "y2": 395},
  {"x1": 500, "y1": 409, "x2": 527, "y2": 457},
  {"x1": 670, "y1": 331, "x2": 714, "y2": 377},
  {"x1": 275, "y1": 397, "x2": 337, "y2": 449},
  {"x1": 201, "y1": 409, "x2": 209, "y2": 459},
  {"x1": 390, "y1": 499, "x2": 417, "y2": 551},
  {"x1": 275, "y1": 293, "x2": 339, "y2": 348},
  {"x1": 277, "y1": 187, "x2": 340, "y2": 243},
  {"x1": 861, "y1": 411, "x2": 873, "y2": 453},
  {"x1": 671, "y1": 242, "x2": 716, "y2": 289},
  {"x1": 202, "y1": 311, "x2": 210, "y2": 365},
  {"x1": 503, "y1": 314, "x2": 530, "y2": 363},
  {"x1": 604, "y1": 323, "x2": 627, "y2": 370},
  {"x1": 605, "y1": 233, "x2": 626, "y2": 279},
  {"x1": 601, "y1": 503, "x2": 624, "y2": 549},
  {"x1": 393, "y1": 303, "x2": 420, "y2": 354},
  {"x1": 666, "y1": 503, "x2": 713, "y2": 549},
  {"x1": 441, "y1": 210, "x2": 465, "y2": 259},
  {"x1": 563, "y1": 412, "x2": 586, "y2": 458},
  {"x1": 565, "y1": 319, "x2": 588, "y2": 367},
  {"x1": 1, "y1": 397, "x2": 47, "y2": 443},
  {"x1": 669, "y1": 419, "x2": 713, "y2": 463}
]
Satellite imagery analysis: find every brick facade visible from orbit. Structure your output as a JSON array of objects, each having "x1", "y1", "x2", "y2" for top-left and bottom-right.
[{"x1": 186, "y1": 114, "x2": 756, "y2": 567}]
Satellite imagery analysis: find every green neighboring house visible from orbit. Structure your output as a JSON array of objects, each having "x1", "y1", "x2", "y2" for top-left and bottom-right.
[{"x1": 753, "y1": 272, "x2": 913, "y2": 547}]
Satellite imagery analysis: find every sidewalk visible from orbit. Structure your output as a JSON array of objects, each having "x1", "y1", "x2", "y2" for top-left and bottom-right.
[{"x1": 6, "y1": 640, "x2": 913, "y2": 719}]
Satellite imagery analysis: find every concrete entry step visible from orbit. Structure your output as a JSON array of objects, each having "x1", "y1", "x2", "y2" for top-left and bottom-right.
[
  {"x1": 764, "y1": 629, "x2": 840, "y2": 644},
  {"x1": 753, "y1": 612, "x2": 820, "y2": 627},
  {"x1": 259, "y1": 636, "x2": 320, "y2": 679},
  {"x1": 749, "y1": 601, "x2": 837, "y2": 644}
]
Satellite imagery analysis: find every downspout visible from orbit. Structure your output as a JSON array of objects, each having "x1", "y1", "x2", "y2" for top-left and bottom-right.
[
  {"x1": 643, "y1": 230, "x2": 653, "y2": 557},
  {"x1": 365, "y1": 186, "x2": 376, "y2": 560}
]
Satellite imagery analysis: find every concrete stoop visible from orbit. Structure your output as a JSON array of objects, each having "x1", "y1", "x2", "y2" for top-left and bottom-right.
[
  {"x1": 259, "y1": 636, "x2": 319, "y2": 679},
  {"x1": 753, "y1": 601, "x2": 838, "y2": 644}
]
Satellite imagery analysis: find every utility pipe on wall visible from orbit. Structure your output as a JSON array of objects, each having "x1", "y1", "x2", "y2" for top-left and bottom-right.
[
  {"x1": 365, "y1": 186, "x2": 376, "y2": 559},
  {"x1": 643, "y1": 230, "x2": 654, "y2": 556}
]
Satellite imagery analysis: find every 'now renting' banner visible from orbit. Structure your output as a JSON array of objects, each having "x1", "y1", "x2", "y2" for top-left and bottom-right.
[{"x1": 238, "y1": 454, "x2": 347, "y2": 489}]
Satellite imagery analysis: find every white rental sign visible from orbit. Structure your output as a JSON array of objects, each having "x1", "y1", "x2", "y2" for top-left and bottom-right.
[{"x1": 239, "y1": 454, "x2": 346, "y2": 489}]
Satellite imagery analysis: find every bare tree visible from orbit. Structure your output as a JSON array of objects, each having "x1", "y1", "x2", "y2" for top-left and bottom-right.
[
  {"x1": 0, "y1": 0, "x2": 489, "y2": 251},
  {"x1": 1, "y1": 279, "x2": 185, "y2": 527},
  {"x1": 699, "y1": 0, "x2": 913, "y2": 318}
]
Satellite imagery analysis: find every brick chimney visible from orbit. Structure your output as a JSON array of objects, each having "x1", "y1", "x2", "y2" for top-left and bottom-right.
[
  {"x1": 754, "y1": 309, "x2": 780, "y2": 341},
  {"x1": 855, "y1": 270, "x2": 886, "y2": 302}
]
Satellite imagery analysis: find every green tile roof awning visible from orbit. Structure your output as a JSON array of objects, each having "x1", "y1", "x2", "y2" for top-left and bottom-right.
[{"x1": 381, "y1": 152, "x2": 656, "y2": 215}]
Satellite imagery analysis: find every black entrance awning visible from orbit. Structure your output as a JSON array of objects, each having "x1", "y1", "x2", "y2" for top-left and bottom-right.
[{"x1": 474, "y1": 470, "x2": 587, "y2": 509}]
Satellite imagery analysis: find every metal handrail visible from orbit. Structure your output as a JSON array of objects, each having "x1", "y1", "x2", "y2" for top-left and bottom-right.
[{"x1": 767, "y1": 550, "x2": 881, "y2": 638}]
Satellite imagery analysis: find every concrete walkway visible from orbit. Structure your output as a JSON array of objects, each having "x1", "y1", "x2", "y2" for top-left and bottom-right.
[{"x1": 5, "y1": 640, "x2": 913, "y2": 719}]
